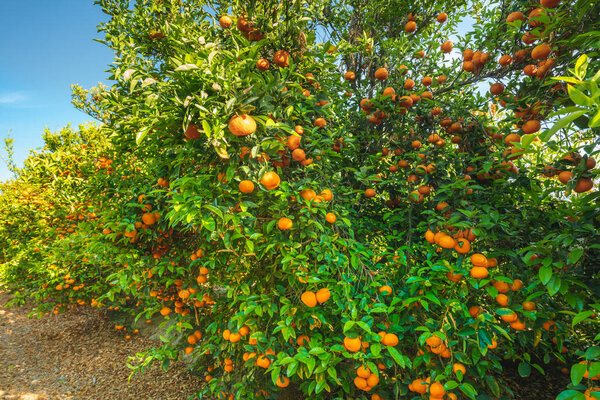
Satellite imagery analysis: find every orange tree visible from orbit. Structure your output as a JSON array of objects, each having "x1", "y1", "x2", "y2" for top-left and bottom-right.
[{"x1": 1, "y1": 0, "x2": 600, "y2": 399}]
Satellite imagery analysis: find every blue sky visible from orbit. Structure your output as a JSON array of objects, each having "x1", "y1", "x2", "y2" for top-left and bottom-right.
[{"x1": 0, "y1": 1, "x2": 113, "y2": 180}]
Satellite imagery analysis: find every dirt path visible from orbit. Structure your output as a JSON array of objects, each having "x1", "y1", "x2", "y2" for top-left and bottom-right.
[{"x1": 0, "y1": 292, "x2": 200, "y2": 400}]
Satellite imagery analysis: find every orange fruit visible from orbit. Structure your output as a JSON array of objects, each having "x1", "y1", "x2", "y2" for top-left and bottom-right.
[
  {"x1": 316, "y1": 288, "x2": 331, "y2": 303},
  {"x1": 379, "y1": 285, "x2": 392, "y2": 295},
  {"x1": 470, "y1": 266, "x2": 489, "y2": 279},
  {"x1": 278, "y1": 217, "x2": 293, "y2": 230},
  {"x1": 405, "y1": 21, "x2": 417, "y2": 32},
  {"x1": 453, "y1": 363, "x2": 466, "y2": 375},
  {"x1": 365, "y1": 189, "x2": 376, "y2": 198},
  {"x1": 531, "y1": 43, "x2": 551, "y2": 60},
  {"x1": 260, "y1": 172, "x2": 280, "y2": 190},
  {"x1": 430, "y1": 381, "x2": 445, "y2": 397},
  {"x1": 471, "y1": 253, "x2": 488, "y2": 267},
  {"x1": 276, "y1": 376, "x2": 290, "y2": 387},
  {"x1": 239, "y1": 180, "x2": 255, "y2": 193},
  {"x1": 228, "y1": 114, "x2": 257, "y2": 136},
  {"x1": 314, "y1": 117, "x2": 327, "y2": 128},
  {"x1": 454, "y1": 238, "x2": 471, "y2": 254},
  {"x1": 374, "y1": 68, "x2": 389, "y2": 80},
  {"x1": 496, "y1": 294, "x2": 509, "y2": 306},
  {"x1": 325, "y1": 213, "x2": 336, "y2": 223},
  {"x1": 344, "y1": 336, "x2": 362, "y2": 352},
  {"x1": 273, "y1": 50, "x2": 290, "y2": 67},
  {"x1": 575, "y1": 178, "x2": 593, "y2": 193},
  {"x1": 357, "y1": 365, "x2": 371, "y2": 378},
  {"x1": 425, "y1": 229, "x2": 435, "y2": 243},
  {"x1": 506, "y1": 11, "x2": 524, "y2": 23},
  {"x1": 437, "y1": 12, "x2": 448, "y2": 23},
  {"x1": 256, "y1": 58, "x2": 270, "y2": 71},
  {"x1": 558, "y1": 171, "x2": 573, "y2": 184},
  {"x1": 301, "y1": 291, "x2": 317, "y2": 307},
  {"x1": 382, "y1": 333, "x2": 399, "y2": 346},
  {"x1": 523, "y1": 301, "x2": 536, "y2": 311},
  {"x1": 219, "y1": 15, "x2": 233, "y2": 28},
  {"x1": 320, "y1": 189, "x2": 333, "y2": 201},
  {"x1": 438, "y1": 234, "x2": 456, "y2": 249},
  {"x1": 468, "y1": 306, "x2": 481, "y2": 317},
  {"x1": 426, "y1": 335, "x2": 442, "y2": 348}
]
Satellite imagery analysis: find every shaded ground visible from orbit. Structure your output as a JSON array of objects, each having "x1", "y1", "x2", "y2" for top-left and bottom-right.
[{"x1": 0, "y1": 292, "x2": 200, "y2": 400}]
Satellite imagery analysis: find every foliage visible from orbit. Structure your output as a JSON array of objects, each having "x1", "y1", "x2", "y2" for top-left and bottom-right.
[{"x1": 1, "y1": 0, "x2": 600, "y2": 399}]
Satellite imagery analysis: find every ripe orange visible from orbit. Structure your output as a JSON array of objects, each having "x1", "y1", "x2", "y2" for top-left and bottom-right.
[
  {"x1": 575, "y1": 178, "x2": 593, "y2": 193},
  {"x1": 260, "y1": 172, "x2": 280, "y2": 190},
  {"x1": 184, "y1": 124, "x2": 200, "y2": 140},
  {"x1": 453, "y1": 363, "x2": 466, "y2": 375},
  {"x1": 405, "y1": 21, "x2": 417, "y2": 32},
  {"x1": 440, "y1": 41, "x2": 453, "y2": 53},
  {"x1": 490, "y1": 82, "x2": 504, "y2": 95},
  {"x1": 454, "y1": 238, "x2": 471, "y2": 254},
  {"x1": 273, "y1": 50, "x2": 290, "y2": 67},
  {"x1": 314, "y1": 118, "x2": 327, "y2": 128},
  {"x1": 276, "y1": 376, "x2": 290, "y2": 388},
  {"x1": 219, "y1": 15, "x2": 233, "y2": 28},
  {"x1": 365, "y1": 189, "x2": 376, "y2": 198},
  {"x1": 437, "y1": 12, "x2": 448, "y2": 23},
  {"x1": 344, "y1": 71, "x2": 356, "y2": 80},
  {"x1": 379, "y1": 285, "x2": 392, "y2": 295},
  {"x1": 256, "y1": 58, "x2": 270, "y2": 71},
  {"x1": 382, "y1": 333, "x2": 399, "y2": 346},
  {"x1": 496, "y1": 294, "x2": 509, "y2": 306},
  {"x1": 438, "y1": 235, "x2": 456, "y2": 249},
  {"x1": 430, "y1": 381, "x2": 445, "y2": 397},
  {"x1": 425, "y1": 229, "x2": 435, "y2": 243},
  {"x1": 469, "y1": 306, "x2": 481, "y2": 317},
  {"x1": 316, "y1": 288, "x2": 330, "y2": 303},
  {"x1": 374, "y1": 68, "x2": 388, "y2": 80},
  {"x1": 325, "y1": 213, "x2": 336, "y2": 223},
  {"x1": 470, "y1": 266, "x2": 489, "y2": 279},
  {"x1": 558, "y1": 171, "x2": 573, "y2": 184},
  {"x1": 278, "y1": 217, "x2": 293, "y2": 230},
  {"x1": 228, "y1": 114, "x2": 257, "y2": 136},
  {"x1": 506, "y1": 11, "x2": 524, "y2": 23},
  {"x1": 471, "y1": 253, "x2": 488, "y2": 267},
  {"x1": 357, "y1": 365, "x2": 371, "y2": 378},
  {"x1": 522, "y1": 119, "x2": 541, "y2": 134},
  {"x1": 344, "y1": 336, "x2": 362, "y2": 352},
  {"x1": 301, "y1": 291, "x2": 317, "y2": 307},
  {"x1": 239, "y1": 180, "x2": 255, "y2": 193},
  {"x1": 523, "y1": 301, "x2": 536, "y2": 311},
  {"x1": 531, "y1": 43, "x2": 551, "y2": 60}
]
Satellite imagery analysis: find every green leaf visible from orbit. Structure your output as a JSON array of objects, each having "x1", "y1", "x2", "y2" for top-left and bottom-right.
[
  {"x1": 540, "y1": 110, "x2": 587, "y2": 141},
  {"x1": 539, "y1": 265, "x2": 552, "y2": 285},
  {"x1": 589, "y1": 109, "x2": 600, "y2": 128},
  {"x1": 201, "y1": 215, "x2": 216, "y2": 231},
  {"x1": 573, "y1": 311, "x2": 595, "y2": 327},
  {"x1": 571, "y1": 362, "x2": 588, "y2": 385},
  {"x1": 568, "y1": 86, "x2": 592, "y2": 107},
  {"x1": 135, "y1": 126, "x2": 151, "y2": 145},
  {"x1": 574, "y1": 54, "x2": 589, "y2": 79},
  {"x1": 387, "y1": 346, "x2": 405, "y2": 368},
  {"x1": 556, "y1": 390, "x2": 586, "y2": 400},
  {"x1": 585, "y1": 346, "x2": 600, "y2": 360},
  {"x1": 518, "y1": 361, "x2": 531, "y2": 377},
  {"x1": 568, "y1": 248, "x2": 584, "y2": 265},
  {"x1": 371, "y1": 343, "x2": 381, "y2": 357}
]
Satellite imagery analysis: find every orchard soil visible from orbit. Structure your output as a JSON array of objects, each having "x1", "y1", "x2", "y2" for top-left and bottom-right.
[
  {"x1": 0, "y1": 292, "x2": 199, "y2": 400},
  {"x1": 0, "y1": 292, "x2": 569, "y2": 400}
]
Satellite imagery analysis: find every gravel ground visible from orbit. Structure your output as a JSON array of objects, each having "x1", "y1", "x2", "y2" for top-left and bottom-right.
[{"x1": 0, "y1": 292, "x2": 201, "y2": 400}]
